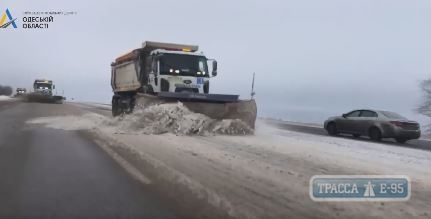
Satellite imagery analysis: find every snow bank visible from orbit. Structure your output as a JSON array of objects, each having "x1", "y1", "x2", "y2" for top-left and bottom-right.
[
  {"x1": 108, "y1": 102, "x2": 253, "y2": 135},
  {"x1": 0, "y1": 95, "x2": 11, "y2": 101},
  {"x1": 27, "y1": 102, "x2": 253, "y2": 136}
]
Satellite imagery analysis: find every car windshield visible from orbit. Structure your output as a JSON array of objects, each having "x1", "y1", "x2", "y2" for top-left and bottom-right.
[
  {"x1": 381, "y1": 111, "x2": 407, "y2": 120},
  {"x1": 159, "y1": 53, "x2": 209, "y2": 77}
]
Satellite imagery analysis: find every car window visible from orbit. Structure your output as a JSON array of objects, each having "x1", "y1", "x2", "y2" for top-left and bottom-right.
[
  {"x1": 346, "y1": 111, "x2": 360, "y2": 117},
  {"x1": 360, "y1": 110, "x2": 377, "y2": 117},
  {"x1": 381, "y1": 111, "x2": 407, "y2": 120}
]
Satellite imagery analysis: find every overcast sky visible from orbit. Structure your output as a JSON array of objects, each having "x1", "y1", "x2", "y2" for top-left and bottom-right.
[{"x1": 1, "y1": 0, "x2": 430, "y2": 123}]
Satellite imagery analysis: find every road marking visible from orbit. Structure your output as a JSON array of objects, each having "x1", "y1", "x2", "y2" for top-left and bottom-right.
[{"x1": 94, "y1": 138, "x2": 152, "y2": 185}]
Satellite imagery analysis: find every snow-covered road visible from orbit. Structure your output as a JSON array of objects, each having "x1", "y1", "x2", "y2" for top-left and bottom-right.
[{"x1": 28, "y1": 104, "x2": 431, "y2": 219}]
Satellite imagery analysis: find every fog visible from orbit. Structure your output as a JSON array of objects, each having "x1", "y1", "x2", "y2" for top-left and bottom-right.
[{"x1": 1, "y1": 0, "x2": 430, "y2": 124}]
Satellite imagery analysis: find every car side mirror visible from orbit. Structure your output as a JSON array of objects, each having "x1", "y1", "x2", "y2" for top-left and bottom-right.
[
  {"x1": 212, "y1": 60, "x2": 217, "y2": 76},
  {"x1": 342, "y1": 113, "x2": 347, "y2": 118}
]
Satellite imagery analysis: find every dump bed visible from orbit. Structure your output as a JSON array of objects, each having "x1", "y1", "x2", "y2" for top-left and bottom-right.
[
  {"x1": 113, "y1": 41, "x2": 198, "y2": 65},
  {"x1": 111, "y1": 60, "x2": 141, "y2": 92}
]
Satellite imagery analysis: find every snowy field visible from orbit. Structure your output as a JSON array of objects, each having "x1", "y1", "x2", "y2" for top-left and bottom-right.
[{"x1": 27, "y1": 104, "x2": 431, "y2": 219}]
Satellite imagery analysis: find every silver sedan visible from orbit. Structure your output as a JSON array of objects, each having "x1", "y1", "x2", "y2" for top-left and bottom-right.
[{"x1": 324, "y1": 109, "x2": 421, "y2": 143}]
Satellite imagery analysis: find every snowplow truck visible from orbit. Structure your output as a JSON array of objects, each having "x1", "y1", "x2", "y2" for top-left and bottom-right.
[
  {"x1": 26, "y1": 79, "x2": 64, "y2": 104},
  {"x1": 15, "y1": 88, "x2": 27, "y2": 96},
  {"x1": 111, "y1": 41, "x2": 257, "y2": 128}
]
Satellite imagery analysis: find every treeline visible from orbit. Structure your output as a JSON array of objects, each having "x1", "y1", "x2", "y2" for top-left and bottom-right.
[
  {"x1": 0, "y1": 85, "x2": 13, "y2": 96},
  {"x1": 417, "y1": 79, "x2": 431, "y2": 117}
]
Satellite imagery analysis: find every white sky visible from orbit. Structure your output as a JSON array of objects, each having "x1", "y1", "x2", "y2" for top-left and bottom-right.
[{"x1": 1, "y1": 0, "x2": 430, "y2": 123}]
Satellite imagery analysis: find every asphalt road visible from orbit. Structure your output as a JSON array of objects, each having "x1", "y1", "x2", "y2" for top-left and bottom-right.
[
  {"x1": 267, "y1": 119, "x2": 431, "y2": 151},
  {"x1": 0, "y1": 100, "x2": 194, "y2": 219}
]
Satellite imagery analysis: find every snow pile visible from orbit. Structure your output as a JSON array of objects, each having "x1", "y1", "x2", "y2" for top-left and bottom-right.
[
  {"x1": 212, "y1": 119, "x2": 253, "y2": 135},
  {"x1": 25, "y1": 102, "x2": 253, "y2": 136},
  {"x1": 0, "y1": 95, "x2": 11, "y2": 101},
  {"x1": 109, "y1": 102, "x2": 253, "y2": 135}
]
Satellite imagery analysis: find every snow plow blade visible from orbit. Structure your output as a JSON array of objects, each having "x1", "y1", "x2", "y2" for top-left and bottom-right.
[
  {"x1": 25, "y1": 94, "x2": 65, "y2": 104},
  {"x1": 157, "y1": 92, "x2": 239, "y2": 103},
  {"x1": 135, "y1": 93, "x2": 257, "y2": 129}
]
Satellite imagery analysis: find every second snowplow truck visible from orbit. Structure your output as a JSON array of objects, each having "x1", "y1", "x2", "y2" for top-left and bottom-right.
[
  {"x1": 111, "y1": 41, "x2": 257, "y2": 128},
  {"x1": 26, "y1": 79, "x2": 64, "y2": 104}
]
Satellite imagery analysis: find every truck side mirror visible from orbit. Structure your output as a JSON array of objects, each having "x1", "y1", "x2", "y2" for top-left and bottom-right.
[
  {"x1": 212, "y1": 60, "x2": 218, "y2": 76},
  {"x1": 53, "y1": 85, "x2": 55, "y2": 89}
]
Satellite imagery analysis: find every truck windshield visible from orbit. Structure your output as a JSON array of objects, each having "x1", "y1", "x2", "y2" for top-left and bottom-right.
[
  {"x1": 35, "y1": 83, "x2": 52, "y2": 90},
  {"x1": 159, "y1": 54, "x2": 209, "y2": 77}
]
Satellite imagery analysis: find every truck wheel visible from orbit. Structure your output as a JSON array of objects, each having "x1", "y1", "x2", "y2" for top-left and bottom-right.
[
  {"x1": 369, "y1": 127, "x2": 382, "y2": 141},
  {"x1": 127, "y1": 98, "x2": 136, "y2": 114},
  {"x1": 112, "y1": 97, "x2": 121, "y2": 117},
  {"x1": 142, "y1": 85, "x2": 154, "y2": 94}
]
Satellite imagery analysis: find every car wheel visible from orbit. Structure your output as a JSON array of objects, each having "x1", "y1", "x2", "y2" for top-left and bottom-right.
[
  {"x1": 395, "y1": 138, "x2": 408, "y2": 144},
  {"x1": 353, "y1": 134, "x2": 361, "y2": 138},
  {"x1": 326, "y1": 123, "x2": 338, "y2": 136},
  {"x1": 369, "y1": 127, "x2": 382, "y2": 141}
]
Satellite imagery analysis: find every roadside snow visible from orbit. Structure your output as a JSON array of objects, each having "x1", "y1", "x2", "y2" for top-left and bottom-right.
[
  {"x1": 262, "y1": 118, "x2": 323, "y2": 128},
  {"x1": 26, "y1": 113, "x2": 105, "y2": 131},
  {"x1": 243, "y1": 121, "x2": 431, "y2": 183},
  {"x1": 0, "y1": 96, "x2": 11, "y2": 101}
]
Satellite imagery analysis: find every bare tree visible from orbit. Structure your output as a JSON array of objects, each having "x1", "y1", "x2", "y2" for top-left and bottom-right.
[
  {"x1": 417, "y1": 79, "x2": 431, "y2": 117},
  {"x1": 0, "y1": 85, "x2": 13, "y2": 96}
]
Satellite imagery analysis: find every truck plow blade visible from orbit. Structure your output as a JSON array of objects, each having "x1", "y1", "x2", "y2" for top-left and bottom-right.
[
  {"x1": 135, "y1": 93, "x2": 257, "y2": 129},
  {"x1": 25, "y1": 94, "x2": 64, "y2": 104},
  {"x1": 157, "y1": 92, "x2": 239, "y2": 103}
]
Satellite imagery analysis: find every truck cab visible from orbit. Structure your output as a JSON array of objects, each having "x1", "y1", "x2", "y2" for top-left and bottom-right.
[
  {"x1": 33, "y1": 80, "x2": 54, "y2": 96},
  {"x1": 146, "y1": 49, "x2": 215, "y2": 94}
]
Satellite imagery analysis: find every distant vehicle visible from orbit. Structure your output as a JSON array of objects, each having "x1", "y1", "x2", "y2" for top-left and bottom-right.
[
  {"x1": 324, "y1": 109, "x2": 421, "y2": 143},
  {"x1": 26, "y1": 79, "x2": 64, "y2": 104},
  {"x1": 15, "y1": 88, "x2": 27, "y2": 96}
]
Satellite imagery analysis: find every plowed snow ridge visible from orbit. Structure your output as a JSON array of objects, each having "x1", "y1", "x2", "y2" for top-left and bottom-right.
[
  {"x1": 107, "y1": 102, "x2": 253, "y2": 135},
  {"x1": 0, "y1": 96, "x2": 11, "y2": 101},
  {"x1": 28, "y1": 102, "x2": 253, "y2": 136}
]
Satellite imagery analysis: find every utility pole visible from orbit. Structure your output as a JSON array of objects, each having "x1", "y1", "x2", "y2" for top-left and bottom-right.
[{"x1": 251, "y1": 72, "x2": 256, "y2": 100}]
